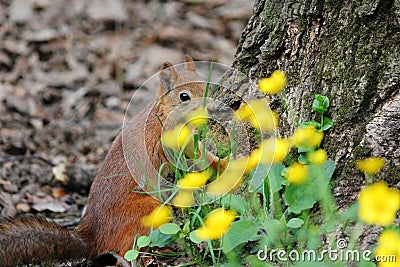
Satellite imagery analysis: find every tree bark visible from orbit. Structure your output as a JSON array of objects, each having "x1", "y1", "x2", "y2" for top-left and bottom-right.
[{"x1": 216, "y1": 0, "x2": 400, "y2": 206}]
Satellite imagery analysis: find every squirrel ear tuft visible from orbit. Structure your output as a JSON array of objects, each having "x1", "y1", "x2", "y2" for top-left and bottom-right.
[
  {"x1": 159, "y1": 62, "x2": 178, "y2": 94},
  {"x1": 184, "y1": 56, "x2": 195, "y2": 71}
]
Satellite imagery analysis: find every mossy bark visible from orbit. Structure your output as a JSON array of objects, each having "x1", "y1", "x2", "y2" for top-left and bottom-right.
[{"x1": 216, "y1": 0, "x2": 400, "y2": 206}]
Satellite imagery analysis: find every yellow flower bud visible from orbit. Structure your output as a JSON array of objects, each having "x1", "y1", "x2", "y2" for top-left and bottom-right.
[
  {"x1": 141, "y1": 205, "x2": 172, "y2": 229},
  {"x1": 195, "y1": 208, "x2": 236, "y2": 240},
  {"x1": 357, "y1": 181, "x2": 400, "y2": 226},
  {"x1": 258, "y1": 70, "x2": 287, "y2": 94},
  {"x1": 186, "y1": 107, "x2": 208, "y2": 127},
  {"x1": 356, "y1": 157, "x2": 386, "y2": 175},
  {"x1": 161, "y1": 123, "x2": 191, "y2": 149},
  {"x1": 308, "y1": 149, "x2": 327, "y2": 165},
  {"x1": 284, "y1": 163, "x2": 309, "y2": 185},
  {"x1": 173, "y1": 190, "x2": 195, "y2": 208}
]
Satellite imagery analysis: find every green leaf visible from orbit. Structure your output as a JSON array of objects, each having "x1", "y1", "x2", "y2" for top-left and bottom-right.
[
  {"x1": 220, "y1": 194, "x2": 249, "y2": 214},
  {"x1": 286, "y1": 218, "x2": 304, "y2": 228},
  {"x1": 294, "y1": 262, "x2": 332, "y2": 267},
  {"x1": 222, "y1": 219, "x2": 259, "y2": 253},
  {"x1": 189, "y1": 230, "x2": 202, "y2": 244},
  {"x1": 283, "y1": 160, "x2": 335, "y2": 214},
  {"x1": 340, "y1": 203, "x2": 359, "y2": 222},
  {"x1": 300, "y1": 120, "x2": 321, "y2": 129},
  {"x1": 150, "y1": 229, "x2": 179, "y2": 247},
  {"x1": 245, "y1": 255, "x2": 275, "y2": 267},
  {"x1": 320, "y1": 117, "x2": 333, "y2": 131},
  {"x1": 124, "y1": 249, "x2": 139, "y2": 261},
  {"x1": 267, "y1": 163, "x2": 285, "y2": 193},
  {"x1": 297, "y1": 153, "x2": 310, "y2": 165},
  {"x1": 356, "y1": 258, "x2": 376, "y2": 267},
  {"x1": 249, "y1": 164, "x2": 270, "y2": 192},
  {"x1": 182, "y1": 221, "x2": 190, "y2": 234},
  {"x1": 251, "y1": 163, "x2": 285, "y2": 193},
  {"x1": 297, "y1": 147, "x2": 315, "y2": 153},
  {"x1": 159, "y1": 223, "x2": 181, "y2": 235},
  {"x1": 136, "y1": 236, "x2": 151, "y2": 248},
  {"x1": 262, "y1": 219, "x2": 287, "y2": 244},
  {"x1": 312, "y1": 94, "x2": 330, "y2": 115}
]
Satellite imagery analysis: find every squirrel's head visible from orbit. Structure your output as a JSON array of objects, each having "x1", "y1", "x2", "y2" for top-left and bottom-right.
[{"x1": 156, "y1": 56, "x2": 210, "y2": 121}]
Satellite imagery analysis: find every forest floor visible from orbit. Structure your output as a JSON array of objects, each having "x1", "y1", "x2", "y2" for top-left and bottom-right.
[{"x1": 0, "y1": 0, "x2": 252, "y2": 265}]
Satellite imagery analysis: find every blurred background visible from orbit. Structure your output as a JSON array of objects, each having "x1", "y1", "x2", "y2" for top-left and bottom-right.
[{"x1": 0, "y1": 0, "x2": 253, "y2": 222}]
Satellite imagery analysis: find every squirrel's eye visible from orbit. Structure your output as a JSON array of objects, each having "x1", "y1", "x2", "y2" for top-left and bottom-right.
[{"x1": 179, "y1": 92, "x2": 191, "y2": 102}]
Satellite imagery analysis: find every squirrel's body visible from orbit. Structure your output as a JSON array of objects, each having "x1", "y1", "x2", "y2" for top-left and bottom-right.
[{"x1": 0, "y1": 57, "x2": 212, "y2": 266}]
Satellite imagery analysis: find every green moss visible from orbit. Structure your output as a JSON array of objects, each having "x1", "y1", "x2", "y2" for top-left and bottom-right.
[
  {"x1": 352, "y1": 146, "x2": 373, "y2": 158},
  {"x1": 383, "y1": 164, "x2": 400, "y2": 183}
]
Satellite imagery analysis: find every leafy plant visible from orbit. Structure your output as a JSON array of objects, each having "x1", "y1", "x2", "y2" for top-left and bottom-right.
[{"x1": 123, "y1": 73, "x2": 396, "y2": 267}]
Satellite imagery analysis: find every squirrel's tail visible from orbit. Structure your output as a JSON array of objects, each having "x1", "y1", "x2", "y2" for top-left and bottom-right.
[{"x1": 0, "y1": 215, "x2": 89, "y2": 267}]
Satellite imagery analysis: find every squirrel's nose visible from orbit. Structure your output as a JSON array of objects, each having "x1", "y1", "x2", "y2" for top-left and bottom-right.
[{"x1": 206, "y1": 101, "x2": 216, "y2": 114}]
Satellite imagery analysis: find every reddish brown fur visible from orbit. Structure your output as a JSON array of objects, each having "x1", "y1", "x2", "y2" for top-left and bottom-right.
[
  {"x1": 0, "y1": 57, "x2": 218, "y2": 266},
  {"x1": 77, "y1": 57, "x2": 209, "y2": 258},
  {"x1": 0, "y1": 215, "x2": 88, "y2": 266}
]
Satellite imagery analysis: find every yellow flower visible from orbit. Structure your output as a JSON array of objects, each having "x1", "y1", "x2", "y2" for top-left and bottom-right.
[
  {"x1": 195, "y1": 208, "x2": 236, "y2": 240},
  {"x1": 273, "y1": 138, "x2": 291, "y2": 162},
  {"x1": 291, "y1": 127, "x2": 324, "y2": 149},
  {"x1": 249, "y1": 108, "x2": 278, "y2": 132},
  {"x1": 207, "y1": 159, "x2": 245, "y2": 197},
  {"x1": 222, "y1": 139, "x2": 291, "y2": 181},
  {"x1": 234, "y1": 102, "x2": 252, "y2": 121},
  {"x1": 375, "y1": 230, "x2": 400, "y2": 267},
  {"x1": 173, "y1": 190, "x2": 195, "y2": 208},
  {"x1": 161, "y1": 123, "x2": 191, "y2": 149},
  {"x1": 186, "y1": 107, "x2": 208, "y2": 127},
  {"x1": 356, "y1": 157, "x2": 386, "y2": 175},
  {"x1": 357, "y1": 181, "x2": 400, "y2": 226},
  {"x1": 177, "y1": 168, "x2": 213, "y2": 190},
  {"x1": 258, "y1": 138, "x2": 291, "y2": 164},
  {"x1": 308, "y1": 149, "x2": 327, "y2": 165},
  {"x1": 284, "y1": 163, "x2": 309, "y2": 184},
  {"x1": 141, "y1": 205, "x2": 172, "y2": 229},
  {"x1": 234, "y1": 99, "x2": 278, "y2": 132},
  {"x1": 246, "y1": 149, "x2": 262, "y2": 172},
  {"x1": 258, "y1": 70, "x2": 287, "y2": 94}
]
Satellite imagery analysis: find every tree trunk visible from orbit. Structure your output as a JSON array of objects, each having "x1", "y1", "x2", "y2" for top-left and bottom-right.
[{"x1": 216, "y1": 0, "x2": 400, "y2": 206}]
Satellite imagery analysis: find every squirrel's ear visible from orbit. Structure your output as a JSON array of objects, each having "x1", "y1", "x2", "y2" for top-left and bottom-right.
[
  {"x1": 159, "y1": 62, "x2": 178, "y2": 94},
  {"x1": 184, "y1": 56, "x2": 195, "y2": 71}
]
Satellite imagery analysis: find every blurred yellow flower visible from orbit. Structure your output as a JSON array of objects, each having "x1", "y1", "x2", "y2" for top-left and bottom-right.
[
  {"x1": 258, "y1": 70, "x2": 287, "y2": 94},
  {"x1": 234, "y1": 99, "x2": 278, "y2": 132},
  {"x1": 357, "y1": 181, "x2": 400, "y2": 226},
  {"x1": 141, "y1": 205, "x2": 172, "y2": 229},
  {"x1": 291, "y1": 127, "x2": 324, "y2": 149},
  {"x1": 246, "y1": 139, "x2": 291, "y2": 168},
  {"x1": 161, "y1": 123, "x2": 191, "y2": 149},
  {"x1": 249, "y1": 108, "x2": 278, "y2": 132},
  {"x1": 234, "y1": 102, "x2": 252, "y2": 121},
  {"x1": 207, "y1": 159, "x2": 245, "y2": 197},
  {"x1": 247, "y1": 150, "x2": 262, "y2": 172},
  {"x1": 308, "y1": 149, "x2": 327, "y2": 165},
  {"x1": 284, "y1": 163, "x2": 309, "y2": 185},
  {"x1": 177, "y1": 168, "x2": 213, "y2": 190},
  {"x1": 173, "y1": 190, "x2": 195, "y2": 208},
  {"x1": 375, "y1": 230, "x2": 400, "y2": 267},
  {"x1": 258, "y1": 138, "x2": 291, "y2": 164},
  {"x1": 195, "y1": 208, "x2": 236, "y2": 240},
  {"x1": 186, "y1": 107, "x2": 208, "y2": 127},
  {"x1": 356, "y1": 157, "x2": 386, "y2": 175}
]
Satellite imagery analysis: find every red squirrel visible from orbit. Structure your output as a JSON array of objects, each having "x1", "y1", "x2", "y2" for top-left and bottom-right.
[{"x1": 0, "y1": 56, "x2": 223, "y2": 266}]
